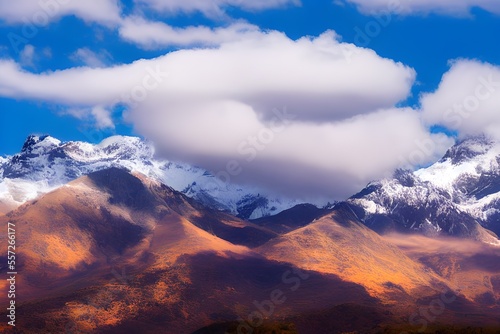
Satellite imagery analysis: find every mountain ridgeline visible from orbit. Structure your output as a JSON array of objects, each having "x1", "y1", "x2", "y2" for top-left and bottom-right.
[
  {"x1": 0, "y1": 135, "x2": 302, "y2": 219},
  {"x1": 2, "y1": 134, "x2": 500, "y2": 243},
  {"x1": 0, "y1": 135, "x2": 500, "y2": 333},
  {"x1": 346, "y1": 136, "x2": 500, "y2": 244}
]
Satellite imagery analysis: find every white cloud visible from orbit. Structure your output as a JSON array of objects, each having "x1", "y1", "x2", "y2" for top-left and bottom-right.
[
  {"x1": 420, "y1": 59, "x2": 500, "y2": 140},
  {"x1": 0, "y1": 0, "x2": 122, "y2": 25},
  {"x1": 0, "y1": 0, "x2": 299, "y2": 50},
  {"x1": 0, "y1": 30, "x2": 446, "y2": 198},
  {"x1": 91, "y1": 106, "x2": 115, "y2": 129},
  {"x1": 63, "y1": 106, "x2": 115, "y2": 129},
  {"x1": 131, "y1": 103, "x2": 451, "y2": 197},
  {"x1": 135, "y1": 0, "x2": 300, "y2": 18},
  {"x1": 0, "y1": 31, "x2": 416, "y2": 120},
  {"x1": 19, "y1": 44, "x2": 35, "y2": 67},
  {"x1": 70, "y1": 48, "x2": 112, "y2": 68},
  {"x1": 119, "y1": 17, "x2": 262, "y2": 49},
  {"x1": 42, "y1": 47, "x2": 52, "y2": 58},
  {"x1": 343, "y1": 0, "x2": 500, "y2": 16}
]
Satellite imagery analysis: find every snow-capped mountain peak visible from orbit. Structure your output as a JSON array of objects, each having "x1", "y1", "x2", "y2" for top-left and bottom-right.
[
  {"x1": 440, "y1": 135, "x2": 495, "y2": 165},
  {"x1": 0, "y1": 135, "x2": 303, "y2": 218},
  {"x1": 415, "y1": 136, "x2": 500, "y2": 196},
  {"x1": 347, "y1": 135, "x2": 500, "y2": 244},
  {"x1": 21, "y1": 135, "x2": 61, "y2": 154}
]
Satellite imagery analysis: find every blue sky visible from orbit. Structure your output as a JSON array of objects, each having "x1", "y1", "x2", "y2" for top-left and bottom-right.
[{"x1": 0, "y1": 0, "x2": 499, "y2": 198}]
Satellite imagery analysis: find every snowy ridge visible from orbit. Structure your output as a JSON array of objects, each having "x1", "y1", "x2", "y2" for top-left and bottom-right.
[
  {"x1": 415, "y1": 136, "x2": 500, "y2": 224},
  {"x1": 0, "y1": 135, "x2": 302, "y2": 218},
  {"x1": 415, "y1": 136, "x2": 500, "y2": 197},
  {"x1": 347, "y1": 136, "x2": 500, "y2": 243}
]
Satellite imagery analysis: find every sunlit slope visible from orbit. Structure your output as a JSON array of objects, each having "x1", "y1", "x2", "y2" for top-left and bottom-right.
[
  {"x1": 0, "y1": 168, "x2": 259, "y2": 301},
  {"x1": 258, "y1": 204, "x2": 445, "y2": 301}
]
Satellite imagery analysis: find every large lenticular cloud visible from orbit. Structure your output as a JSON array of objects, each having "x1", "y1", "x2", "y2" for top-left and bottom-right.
[{"x1": 0, "y1": 29, "x2": 451, "y2": 198}]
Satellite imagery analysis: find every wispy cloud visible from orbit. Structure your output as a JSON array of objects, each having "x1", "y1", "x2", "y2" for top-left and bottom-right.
[
  {"x1": 19, "y1": 44, "x2": 35, "y2": 67},
  {"x1": 134, "y1": 0, "x2": 300, "y2": 18},
  {"x1": 0, "y1": 0, "x2": 300, "y2": 51},
  {"x1": 342, "y1": 0, "x2": 500, "y2": 16},
  {"x1": 0, "y1": 0, "x2": 122, "y2": 25},
  {"x1": 63, "y1": 106, "x2": 115, "y2": 129},
  {"x1": 119, "y1": 18, "x2": 261, "y2": 49},
  {"x1": 70, "y1": 48, "x2": 113, "y2": 68}
]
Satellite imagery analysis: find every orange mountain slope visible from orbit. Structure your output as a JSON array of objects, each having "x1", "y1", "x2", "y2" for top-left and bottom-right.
[{"x1": 257, "y1": 204, "x2": 447, "y2": 302}]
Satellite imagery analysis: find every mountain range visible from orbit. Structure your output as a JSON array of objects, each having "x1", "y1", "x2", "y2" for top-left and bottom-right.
[
  {"x1": 1, "y1": 135, "x2": 500, "y2": 333},
  {"x1": 0, "y1": 135, "x2": 304, "y2": 219},
  {"x1": 2, "y1": 134, "x2": 500, "y2": 243}
]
